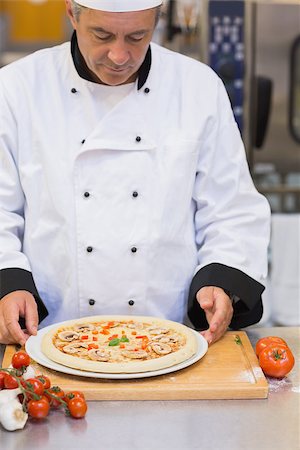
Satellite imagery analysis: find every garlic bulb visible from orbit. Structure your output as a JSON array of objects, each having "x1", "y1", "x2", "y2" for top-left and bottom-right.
[
  {"x1": 0, "y1": 388, "x2": 22, "y2": 406},
  {"x1": 0, "y1": 399, "x2": 28, "y2": 431},
  {"x1": 22, "y1": 365, "x2": 36, "y2": 380},
  {"x1": 7, "y1": 363, "x2": 37, "y2": 380}
]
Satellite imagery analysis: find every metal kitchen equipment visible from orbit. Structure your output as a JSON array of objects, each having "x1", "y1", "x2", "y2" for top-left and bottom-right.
[{"x1": 164, "y1": 0, "x2": 300, "y2": 212}]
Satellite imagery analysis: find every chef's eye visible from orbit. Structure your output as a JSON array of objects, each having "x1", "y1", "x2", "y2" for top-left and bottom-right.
[
  {"x1": 128, "y1": 34, "x2": 145, "y2": 42},
  {"x1": 94, "y1": 33, "x2": 112, "y2": 41}
]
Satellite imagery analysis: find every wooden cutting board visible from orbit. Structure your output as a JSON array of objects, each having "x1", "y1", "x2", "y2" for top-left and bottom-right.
[{"x1": 2, "y1": 331, "x2": 269, "y2": 400}]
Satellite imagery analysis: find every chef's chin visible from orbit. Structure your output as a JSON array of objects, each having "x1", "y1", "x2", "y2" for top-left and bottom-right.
[{"x1": 95, "y1": 67, "x2": 136, "y2": 86}]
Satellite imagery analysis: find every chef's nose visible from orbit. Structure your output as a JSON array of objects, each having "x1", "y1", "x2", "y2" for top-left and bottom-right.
[{"x1": 107, "y1": 42, "x2": 130, "y2": 66}]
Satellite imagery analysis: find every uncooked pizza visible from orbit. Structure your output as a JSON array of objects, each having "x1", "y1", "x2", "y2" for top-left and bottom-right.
[{"x1": 41, "y1": 315, "x2": 198, "y2": 373}]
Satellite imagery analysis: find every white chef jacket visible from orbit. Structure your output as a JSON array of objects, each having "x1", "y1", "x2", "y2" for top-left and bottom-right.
[{"x1": 0, "y1": 41, "x2": 270, "y2": 327}]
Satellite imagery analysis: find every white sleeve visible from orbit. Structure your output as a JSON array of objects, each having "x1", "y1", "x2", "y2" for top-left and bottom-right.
[
  {"x1": 0, "y1": 77, "x2": 48, "y2": 323},
  {"x1": 0, "y1": 77, "x2": 30, "y2": 271},
  {"x1": 187, "y1": 78, "x2": 270, "y2": 330},
  {"x1": 193, "y1": 78, "x2": 271, "y2": 284}
]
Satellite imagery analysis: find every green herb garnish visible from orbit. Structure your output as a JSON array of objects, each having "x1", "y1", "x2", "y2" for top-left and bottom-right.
[
  {"x1": 109, "y1": 338, "x2": 120, "y2": 346},
  {"x1": 234, "y1": 335, "x2": 242, "y2": 345}
]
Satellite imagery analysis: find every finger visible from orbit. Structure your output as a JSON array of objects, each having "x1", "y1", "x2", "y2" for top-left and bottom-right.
[
  {"x1": 200, "y1": 329, "x2": 213, "y2": 345},
  {"x1": 6, "y1": 323, "x2": 27, "y2": 346},
  {"x1": 24, "y1": 297, "x2": 38, "y2": 335},
  {"x1": 210, "y1": 307, "x2": 232, "y2": 333},
  {"x1": 196, "y1": 286, "x2": 214, "y2": 309},
  {"x1": 204, "y1": 324, "x2": 227, "y2": 345},
  {"x1": 208, "y1": 291, "x2": 233, "y2": 331},
  {"x1": 208, "y1": 309, "x2": 226, "y2": 332},
  {"x1": 207, "y1": 312, "x2": 232, "y2": 342},
  {"x1": 0, "y1": 315, "x2": 9, "y2": 344},
  {"x1": 210, "y1": 314, "x2": 232, "y2": 343},
  {"x1": 3, "y1": 303, "x2": 27, "y2": 345},
  {"x1": 22, "y1": 331, "x2": 32, "y2": 343}
]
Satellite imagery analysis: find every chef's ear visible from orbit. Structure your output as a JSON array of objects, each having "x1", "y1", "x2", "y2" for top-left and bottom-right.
[{"x1": 65, "y1": 0, "x2": 78, "y2": 28}]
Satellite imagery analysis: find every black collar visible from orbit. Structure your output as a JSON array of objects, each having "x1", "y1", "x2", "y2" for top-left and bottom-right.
[{"x1": 70, "y1": 31, "x2": 151, "y2": 90}]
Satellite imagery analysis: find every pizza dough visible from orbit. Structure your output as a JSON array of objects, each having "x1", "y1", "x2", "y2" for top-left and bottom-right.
[{"x1": 41, "y1": 315, "x2": 198, "y2": 373}]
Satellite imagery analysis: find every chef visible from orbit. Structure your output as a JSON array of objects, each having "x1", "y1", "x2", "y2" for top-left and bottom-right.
[{"x1": 0, "y1": 0, "x2": 270, "y2": 346}]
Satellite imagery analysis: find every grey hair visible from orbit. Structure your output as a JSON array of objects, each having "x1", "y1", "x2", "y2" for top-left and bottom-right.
[
  {"x1": 70, "y1": 0, "x2": 86, "y2": 21},
  {"x1": 70, "y1": 0, "x2": 161, "y2": 24}
]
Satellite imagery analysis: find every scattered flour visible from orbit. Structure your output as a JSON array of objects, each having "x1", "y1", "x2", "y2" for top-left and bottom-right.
[
  {"x1": 267, "y1": 376, "x2": 293, "y2": 392},
  {"x1": 291, "y1": 386, "x2": 300, "y2": 393}
]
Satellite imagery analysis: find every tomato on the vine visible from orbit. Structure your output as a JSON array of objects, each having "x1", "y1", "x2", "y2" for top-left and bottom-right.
[
  {"x1": 45, "y1": 386, "x2": 65, "y2": 408},
  {"x1": 24, "y1": 378, "x2": 45, "y2": 397},
  {"x1": 11, "y1": 351, "x2": 31, "y2": 370},
  {"x1": 68, "y1": 397, "x2": 87, "y2": 419},
  {"x1": 4, "y1": 373, "x2": 20, "y2": 389},
  {"x1": 27, "y1": 398, "x2": 50, "y2": 419},
  {"x1": 64, "y1": 390, "x2": 85, "y2": 405},
  {"x1": 39, "y1": 395, "x2": 50, "y2": 404},
  {"x1": 259, "y1": 344, "x2": 295, "y2": 378},
  {"x1": 255, "y1": 336, "x2": 288, "y2": 356},
  {"x1": 0, "y1": 371, "x2": 6, "y2": 389},
  {"x1": 37, "y1": 375, "x2": 51, "y2": 390}
]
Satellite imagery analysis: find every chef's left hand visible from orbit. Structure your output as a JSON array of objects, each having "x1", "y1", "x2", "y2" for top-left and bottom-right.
[{"x1": 196, "y1": 286, "x2": 233, "y2": 345}]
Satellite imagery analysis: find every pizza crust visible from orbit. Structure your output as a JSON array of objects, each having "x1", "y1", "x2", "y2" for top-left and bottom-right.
[{"x1": 41, "y1": 315, "x2": 198, "y2": 373}]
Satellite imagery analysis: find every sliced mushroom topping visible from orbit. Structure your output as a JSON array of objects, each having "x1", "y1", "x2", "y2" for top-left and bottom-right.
[
  {"x1": 58, "y1": 330, "x2": 80, "y2": 342},
  {"x1": 172, "y1": 334, "x2": 185, "y2": 344},
  {"x1": 151, "y1": 343, "x2": 172, "y2": 355},
  {"x1": 121, "y1": 350, "x2": 148, "y2": 359},
  {"x1": 151, "y1": 334, "x2": 168, "y2": 342},
  {"x1": 121, "y1": 344, "x2": 137, "y2": 351},
  {"x1": 88, "y1": 349, "x2": 111, "y2": 362},
  {"x1": 148, "y1": 327, "x2": 169, "y2": 335},
  {"x1": 126, "y1": 322, "x2": 144, "y2": 330},
  {"x1": 63, "y1": 342, "x2": 89, "y2": 355},
  {"x1": 151, "y1": 334, "x2": 179, "y2": 343},
  {"x1": 73, "y1": 323, "x2": 95, "y2": 333}
]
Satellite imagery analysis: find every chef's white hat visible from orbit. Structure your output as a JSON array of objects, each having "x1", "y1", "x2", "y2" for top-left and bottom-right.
[{"x1": 75, "y1": 0, "x2": 162, "y2": 12}]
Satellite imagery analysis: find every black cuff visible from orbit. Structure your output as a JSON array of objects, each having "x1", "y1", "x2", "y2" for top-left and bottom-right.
[
  {"x1": 0, "y1": 268, "x2": 49, "y2": 327},
  {"x1": 187, "y1": 263, "x2": 265, "y2": 330}
]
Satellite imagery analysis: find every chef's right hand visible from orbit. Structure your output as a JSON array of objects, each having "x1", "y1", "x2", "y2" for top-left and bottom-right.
[{"x1": 0, "y1": 290, "x2": 38, "y2": 345}]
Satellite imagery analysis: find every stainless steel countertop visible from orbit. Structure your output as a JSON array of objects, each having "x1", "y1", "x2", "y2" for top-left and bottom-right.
[{"x1": 1, "y1": 327, "x2": 299, "y2": 450}]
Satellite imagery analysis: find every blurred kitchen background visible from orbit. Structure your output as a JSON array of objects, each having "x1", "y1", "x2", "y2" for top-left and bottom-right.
[{"x1": 0, "y1": 0, "x2": 299, "y2": 327}]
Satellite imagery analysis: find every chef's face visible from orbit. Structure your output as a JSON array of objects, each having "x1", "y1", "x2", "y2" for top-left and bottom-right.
[{"x1": 65, "y1": 2, "x2": 157, "y2": 85}]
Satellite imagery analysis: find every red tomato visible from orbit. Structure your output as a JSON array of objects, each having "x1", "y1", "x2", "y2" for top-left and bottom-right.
[
  {"x1": 0, "y1": 371, "x2": 6, "y2": 389},
  {"x1": 39, "y1": 395, "x2": 50, "y2": 404},
  {"x1": 27, "y1": 398, "x2": 50, "y2": 419},
  {"x1": 24, "y1": 378, "x2": 44, "y2": 397},
  {"x1": 68, "y1": 397, "x2": 88, "y2": 419},
  {"x1": 37, "y1": 375, "x2": 51, "y2": 390},
  {"x1": 259, "y1": 344, "x2": 295, "y2": 378},
  {"x1": 4, "y1": 373, "x2": 19, "y2": 389},
  {"x1": 255, "y1": 336, "x2": 288, "y2": 356},
  {"x1": 64, "y1": 390, "x2": 85, "y2": 405},
  {"x1": 45, "y1": 386, "x2": 65, "y2": 408},
  {"x1": 11, "y1": 351, "x2": 31, "y2": 370},
  {"x1": 64, "y1": 391, "x2": 85, "y2": 404}
]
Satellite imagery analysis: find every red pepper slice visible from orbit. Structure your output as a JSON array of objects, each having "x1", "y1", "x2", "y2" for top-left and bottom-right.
[
  {"x1": 100, "y1": 329, "x2": 110, "y2": 335},
  {"x1": 108, "y1": 334, "x2": 118, "y2": 341},
  {"x1": 103, "y1": 321, "x2": 115, "y2": 329},
  {"x1": 88, "y1": 343, "x2": 99, "y2": 350}
]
